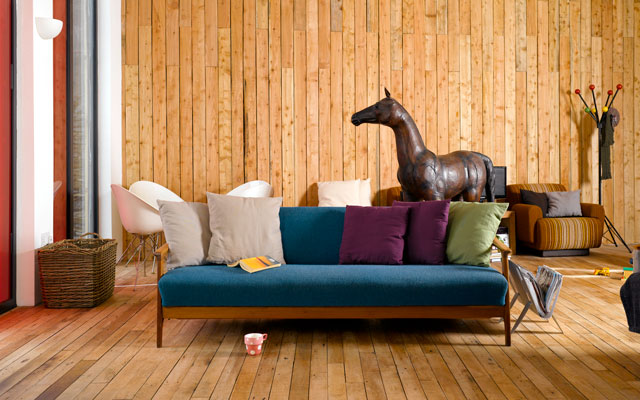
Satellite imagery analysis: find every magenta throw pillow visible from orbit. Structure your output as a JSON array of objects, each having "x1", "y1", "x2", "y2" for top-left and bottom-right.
[
  {"x1": 393, "y1": 200, "x2": 450, "y2": 264},
  {"x1": 339, "y1": 206, "x2": 409, "y2": 265}
]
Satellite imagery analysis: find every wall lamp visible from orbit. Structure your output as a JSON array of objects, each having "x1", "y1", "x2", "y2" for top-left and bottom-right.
[{"x1": 35, "y1": 17, "x2": 63, "y2": 40}]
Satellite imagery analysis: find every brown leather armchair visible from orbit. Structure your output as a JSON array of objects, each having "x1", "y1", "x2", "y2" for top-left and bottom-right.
[{"x1": 507, "y1": 184, "x2": 604, "y2": 256}]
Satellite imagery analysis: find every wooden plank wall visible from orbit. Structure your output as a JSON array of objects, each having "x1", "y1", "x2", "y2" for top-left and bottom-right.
[{"x1": 122, "y1": 0, "x2": 640, "y2": 243}]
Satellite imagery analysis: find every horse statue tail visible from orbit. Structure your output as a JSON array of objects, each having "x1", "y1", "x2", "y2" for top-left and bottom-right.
[{"x1": 475, "y1": 152, "x2": 495, "y2": 202}]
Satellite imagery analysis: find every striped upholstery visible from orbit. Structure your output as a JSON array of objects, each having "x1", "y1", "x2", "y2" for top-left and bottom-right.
[
  {"x1": 513, "y1": 183, "x2": 566, "y2": 192},
  {"x1": 535, "y1": 217, "x2": 603, "y2": 250},
  {"x1": 506, "y1": 183, "x2": 566, "y2": 207}
]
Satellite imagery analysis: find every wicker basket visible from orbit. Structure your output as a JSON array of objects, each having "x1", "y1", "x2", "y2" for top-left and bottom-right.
[{"x1": 37, "y1": 233, "x2": 117, "y2": 308}]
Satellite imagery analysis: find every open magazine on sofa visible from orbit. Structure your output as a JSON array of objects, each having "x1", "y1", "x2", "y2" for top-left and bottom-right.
[{"x1": 508, "y1": 261, "x2": 563, "y2": 332}]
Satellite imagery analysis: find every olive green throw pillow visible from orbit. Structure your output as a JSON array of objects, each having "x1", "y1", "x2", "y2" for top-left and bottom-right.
[{"x1": 446, "y1": 202, "x2": 509, "y2": 267}]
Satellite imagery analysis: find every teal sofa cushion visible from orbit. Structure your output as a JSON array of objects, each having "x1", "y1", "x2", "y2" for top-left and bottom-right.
[
  {"x1": 158, "y1": 263, "x2": 508, "y2": 307},
  {"x1": 279, "y1": 207, "x2": 345, "y2": 264}
]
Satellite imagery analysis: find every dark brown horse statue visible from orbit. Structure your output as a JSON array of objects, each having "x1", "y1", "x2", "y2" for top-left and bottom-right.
[{"x1": 351, "y1": 89, "x2": 495, "y2": 202}]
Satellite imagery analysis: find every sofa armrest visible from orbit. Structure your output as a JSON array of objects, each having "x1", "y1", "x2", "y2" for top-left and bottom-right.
[
  {"x1": 493, "y1": 237, "x2": 511, "y2": 281},
  {"x1": 580, "y1": 203, "x2": 605, "y2": 222},
  {"x1": 511, "y1": 203, "x2": 543, "y2": 244},
  {"x1": 154, "y1": 243, "x2": 170, "y2": 281}
]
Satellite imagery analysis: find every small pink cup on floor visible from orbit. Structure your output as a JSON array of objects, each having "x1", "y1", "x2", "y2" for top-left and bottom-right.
[{"x1": 244, "y1": 333, "x2": 268, "y2": 356}]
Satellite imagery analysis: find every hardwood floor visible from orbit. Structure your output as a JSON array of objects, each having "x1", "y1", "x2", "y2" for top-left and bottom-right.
[{"x1": 1, "y1": 244, "x2": 639, "y2": 399}]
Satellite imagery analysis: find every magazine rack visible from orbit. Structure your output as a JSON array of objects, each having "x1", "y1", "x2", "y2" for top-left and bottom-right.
[{"x1": 508, "y1": 261, "x2": 563, "y2": 334}]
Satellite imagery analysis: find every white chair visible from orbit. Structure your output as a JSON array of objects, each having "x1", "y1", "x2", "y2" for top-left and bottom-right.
[
  {"x1": 226, "y1": 180, "x2": 274, "y2": 198},
  {"x1": 112, "y1": 184, "x2": 164, "y2": 288},
  {"x1": 127, "y1": 181, "x2": 184, "y2": 274},
  {"x1": 129, "y1": 180, "x2": 184, "y2": 210}
]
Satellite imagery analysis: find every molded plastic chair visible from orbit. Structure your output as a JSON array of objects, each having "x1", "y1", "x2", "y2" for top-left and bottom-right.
[
  {"x1": 111, "y1": 184, "x2": 164, "y2": 288},
  {"x1": 226, "y1": 180, "x2": 274, "y2": 198},
  {"x1": 129, "y1": 180, "x2": 184, "y2": 210},
  {"x1": 128, "y1": 181, "x2": 184, "y2": 274}
]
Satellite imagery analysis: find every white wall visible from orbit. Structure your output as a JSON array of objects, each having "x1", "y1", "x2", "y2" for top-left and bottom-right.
[
  {"x1": 15, "y1": 0, "x2": 122, "y2": 305},
  {"x1": 15, "y1": 0, "x2": 54, "y2": 306},
  {"x1": 33, "y1": 1, "x2": 53, "y2": 249},
  {"x1": 97, "y1": 0, "x2": 122, "y2": 254}
]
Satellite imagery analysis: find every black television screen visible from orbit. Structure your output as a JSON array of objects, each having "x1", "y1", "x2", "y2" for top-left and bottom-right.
[{"x1": 481, "y1": 166, "x2": 507, "y2": 199}]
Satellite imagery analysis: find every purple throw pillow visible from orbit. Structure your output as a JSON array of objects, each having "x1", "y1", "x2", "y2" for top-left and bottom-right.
[
  {"x1": 393, "y1": 200, "x2": 450, "y2": 264},
  {"x1": 339, "y1": 206, "x2": 409, "y2": 265}
]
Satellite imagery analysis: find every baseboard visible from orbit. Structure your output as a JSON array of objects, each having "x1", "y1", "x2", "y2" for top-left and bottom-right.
[
  {"x1": 529, "y1": 248, "x2": 590, "y2": 257},
  {"x1": 541, "y1": 249, "x2": 590, "y2": 257},
  {"x1": 516, "y1": 242, "x2": 592, "y2": 257}
]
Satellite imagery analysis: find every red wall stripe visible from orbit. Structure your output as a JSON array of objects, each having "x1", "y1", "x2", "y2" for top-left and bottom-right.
[
  {"x1": 0, "y1": 0, "x2": 12, "y2": 303},
  {"x1": 53, "y1": 0, "x2": 66, "y2": 242}
]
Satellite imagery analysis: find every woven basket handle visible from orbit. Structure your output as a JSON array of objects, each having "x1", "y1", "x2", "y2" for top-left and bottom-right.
[{"x1": 79, "y1": 232, "x2": 103, "y2": 240}]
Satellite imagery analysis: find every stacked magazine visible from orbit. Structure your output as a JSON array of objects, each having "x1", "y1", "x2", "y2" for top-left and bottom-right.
[
  {"x1": 491, "y1": 227, "x2": 511, "y2": 262},
  {"x1": 509, "y1": 261, "x2": 563, "y2": 328}
]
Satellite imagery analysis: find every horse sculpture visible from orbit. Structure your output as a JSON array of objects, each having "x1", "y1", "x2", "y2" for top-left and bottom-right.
[{"x1": 351, "y1": 89, "x2": 495, "y2": 202}]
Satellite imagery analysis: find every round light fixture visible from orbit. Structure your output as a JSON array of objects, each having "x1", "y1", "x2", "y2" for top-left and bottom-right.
[{"x1": 35, "y1": 17, "x2": 63, "y2": 40}]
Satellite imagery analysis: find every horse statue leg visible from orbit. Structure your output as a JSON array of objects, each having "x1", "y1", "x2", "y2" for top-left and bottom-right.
[
  {"x1": 402, "y1": 190, "x2": 422, "y2": 202},
  {"x1": 462, "y1": 189, "x2": 482, "y2": 202}
]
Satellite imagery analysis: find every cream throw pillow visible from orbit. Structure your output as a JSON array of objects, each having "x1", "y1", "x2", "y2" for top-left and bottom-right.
[
  {"x1": 359, "y1": 178, "x2": 372, "y2": 206},
  {"x1": 158, "y1": 201, "x2": 211, "y2": 270},
  {"x1": 318, "y1": 179, "x2": 371, "y2": 206},
  {"x1": 206, "y1": 193, "x2": 285, "y2": 264}
]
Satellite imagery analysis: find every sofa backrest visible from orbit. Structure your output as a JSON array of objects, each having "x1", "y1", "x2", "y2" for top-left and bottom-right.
[
  {"x1": 506, "y1": 183, "x2": 566, "y2": 207},
  {"x1": 279, "y1": 207, "x2": 345, "y2": 264}
]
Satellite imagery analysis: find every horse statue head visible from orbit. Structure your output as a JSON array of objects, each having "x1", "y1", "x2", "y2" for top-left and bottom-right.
[{"x1": 351, "y1": 88, "x2": 405, "y2": 128}]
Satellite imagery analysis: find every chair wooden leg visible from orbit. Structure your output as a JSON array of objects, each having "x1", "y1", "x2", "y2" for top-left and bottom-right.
[
  {"x1": 116, "y1": 238, "x2": 135, "y2": 265},
  {"x1": 142, "y1": 235, "x2": 147, "y2": 277},
  {"x1": 133, "y1": 238, "x2": 143, "y2": 291},
  {"x1": 123, "y1": 235, "x2": 142, "y2": 267},
  {"x1": 157, "y1": 289, "x2": 163, "y2": 348},
  {"x1": 151, "y1": 234, "x2": 159, "y2": 274}
]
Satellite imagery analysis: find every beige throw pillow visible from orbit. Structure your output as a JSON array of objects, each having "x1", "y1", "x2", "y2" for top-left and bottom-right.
[
  {"x1": 206, "y1": 193, "x2": 285, "y2": 264},
  {"x1": 158, "y1": 200, "x2": 211, "y2": 270},
  {"x1": 318, "y1": 179, "x2": 371, "y2": 206}
]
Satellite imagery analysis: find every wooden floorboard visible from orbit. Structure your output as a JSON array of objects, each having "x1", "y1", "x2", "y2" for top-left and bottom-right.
[{"x1": 1, "y1": 245, "x2": 640, "y2": 399}]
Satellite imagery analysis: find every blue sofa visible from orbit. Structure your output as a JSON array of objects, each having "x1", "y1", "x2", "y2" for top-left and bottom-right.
[{"x1": 155, "y1": 207, "x2": 512, "y2": 346}]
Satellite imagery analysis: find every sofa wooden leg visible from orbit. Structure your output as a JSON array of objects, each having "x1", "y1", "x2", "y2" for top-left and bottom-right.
[
  {"x1": 504, "y1": 305, "x2": 511, "y2": 346},
  {"x1": 157, "y1": 317, "x2": 163, "y2": 348},
  {"x1": 157, "y1": 291, "x2": 163, "y2": 348}
]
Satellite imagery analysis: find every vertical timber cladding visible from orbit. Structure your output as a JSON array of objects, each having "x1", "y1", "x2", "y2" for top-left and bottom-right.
[{"x1": 122, "y1": 0, "x2": 640, "y2": 243}]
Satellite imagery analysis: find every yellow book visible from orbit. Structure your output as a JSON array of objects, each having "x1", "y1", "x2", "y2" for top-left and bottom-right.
[{"x1": 227, "y1": 256, "x2": 281, "y2": 273}]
